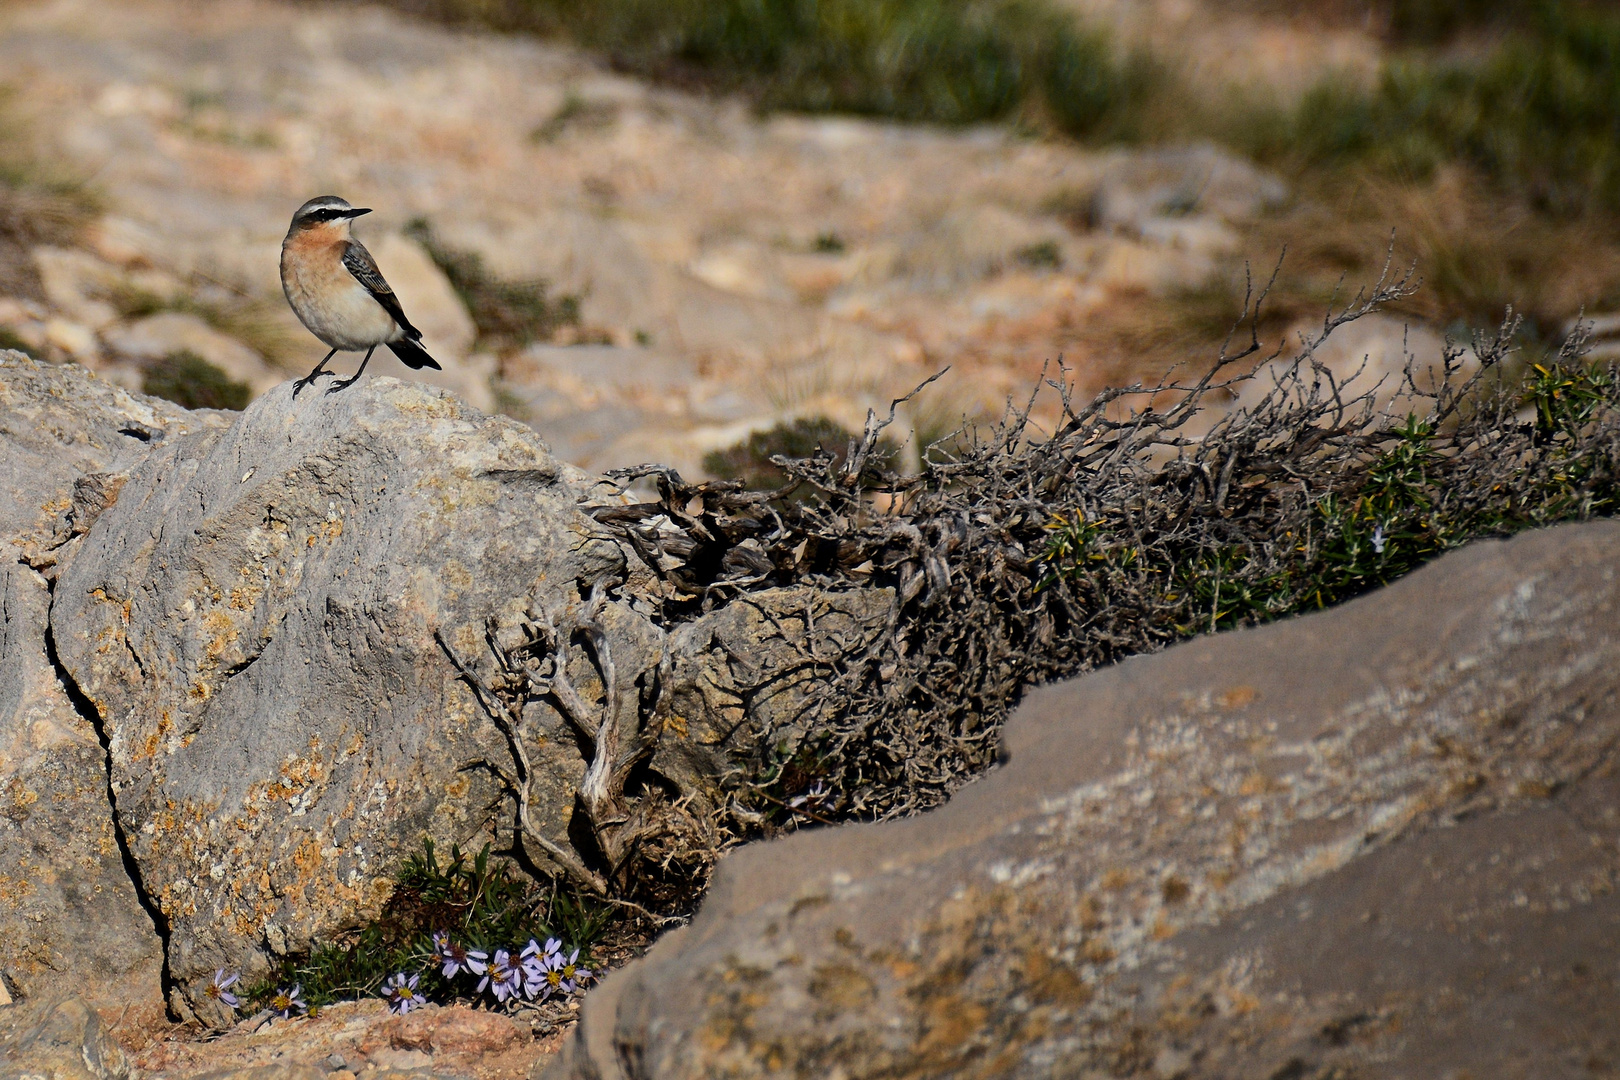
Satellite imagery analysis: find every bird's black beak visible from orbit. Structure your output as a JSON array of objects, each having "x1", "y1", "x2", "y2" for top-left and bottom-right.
[{"x1": 347, "y1": 208, "x2": 373, "y2": 218}]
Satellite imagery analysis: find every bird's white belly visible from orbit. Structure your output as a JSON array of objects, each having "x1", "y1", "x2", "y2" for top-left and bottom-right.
[{"x1": 284, "y1": 268, "x2": 400, "y2": 351}]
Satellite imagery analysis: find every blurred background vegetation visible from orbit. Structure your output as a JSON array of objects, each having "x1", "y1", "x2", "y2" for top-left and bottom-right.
[
  {"x1": 379, "y1": 0, "x2": 1617, "y2": 360},
  {"x1": 7, "y1": 0, "x2": 1616, "y2": 444},
  {"x1": 391, "y1": 0, "x2": 1615, "y2": 186},
  {"x1": 0, "y1": 90, "x2": 96, "y2": 303}
]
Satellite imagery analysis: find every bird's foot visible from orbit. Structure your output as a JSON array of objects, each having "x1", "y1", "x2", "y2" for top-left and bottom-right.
[
  {"x1": 291, "y1": 372, "x2": 327, "y2": 398},
  {"x1": 325, "y1": 374, "x2": 362, "y2": 395}
]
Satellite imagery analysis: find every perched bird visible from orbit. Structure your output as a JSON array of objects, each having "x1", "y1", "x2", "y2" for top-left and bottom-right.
[{"x1": 280, "y1": 195, "x2": 441, "y2": 397}]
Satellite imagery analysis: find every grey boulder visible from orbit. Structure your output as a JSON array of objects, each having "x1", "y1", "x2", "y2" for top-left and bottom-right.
[
  {"x1": 8, "y1": 353, "x2": 891, "y2": 1025},
  {"x1": 0, "y1": 354, "x2": 213, "y2": 1008},
  {"x1": 550, "y1": 522, "x2": 1620, "y2": 1079},
  {"x1": 48, "y1": 374, "x2": 641, "y2": 1022}
]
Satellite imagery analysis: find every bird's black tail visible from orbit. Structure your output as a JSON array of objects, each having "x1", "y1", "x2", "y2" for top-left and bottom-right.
[{"x1": 388, "y1": 337, "x2": 441, "y2": 371}]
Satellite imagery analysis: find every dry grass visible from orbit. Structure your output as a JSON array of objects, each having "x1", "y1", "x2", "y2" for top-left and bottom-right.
[
  {"x1": 555, "y1": 274, "x2": 1619, "y2": 901},
  {"x1": 1066, "y1": 160, "x2": 1620, "y2": 394},
  {"x1": 1262, "y1": 167, "x2": 1620, "y2": 341},
  {"x1": 0, "y1": 90, "x2": 96, "y2": 300}
]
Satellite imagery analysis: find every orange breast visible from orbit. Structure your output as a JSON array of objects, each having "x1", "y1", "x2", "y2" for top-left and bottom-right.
[{"x1": 281, "y1": 226, "x2": 398, "y2": 349}]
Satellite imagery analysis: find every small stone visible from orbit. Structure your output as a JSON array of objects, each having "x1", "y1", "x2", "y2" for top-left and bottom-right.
[
  {"x1": 0, "y1": 297, "x2": 43, "y2": 325},
  {"x1": 44, "y1": 318, "x2": 99, "y2": 361},
  {"x1": 386, "y1": 1005, "x2": 523, "y2": 1054},
  {"x1": 327, "y1": 1052, "x2": 348, "y2": 1069},
  {"x1": 1154, "y1": 1047, "x2": 1193, "y2": 1079},
  {"x1": 0, "y1": 997, "x2": 130, "y2": 1080},
  {"x1": 32, "y1": 247, "x2": 122, "y2": 330},
  {"x1": 367, "y1": 1047, "x2": 433, "y2": 1071}
]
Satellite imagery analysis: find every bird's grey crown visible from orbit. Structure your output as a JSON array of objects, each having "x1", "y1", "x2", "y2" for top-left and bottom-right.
[
  {"x1": 293, "y1": 195, "x2": 352, "y2": 220},
  {"x1": 289, "y1": 195, "x2": 373, "y2": 229}
]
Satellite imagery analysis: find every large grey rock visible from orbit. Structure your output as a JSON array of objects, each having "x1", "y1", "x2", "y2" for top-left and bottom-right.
[
  {"x1": 549, "y1": 522, "x2": 1620, "y2": 1080},
  {"x1": 0, "y1": 351, "x2": 205, "y2": 555},
  {"x1": 0, "y1": 561, "x2": 160, "y2": 1008},
  {"x1": 46, "y1": 375, "x2": 647, "y2": 1022},
  {"x1": 0, "y1": 353, "x2": 213, "y2": 1007},
  {"x1": 1, "y1": 352, "x2": 892, "y2": 1026},
  {"x1": 0, "y1": 996, "x2": 130, "y2": 1080}
]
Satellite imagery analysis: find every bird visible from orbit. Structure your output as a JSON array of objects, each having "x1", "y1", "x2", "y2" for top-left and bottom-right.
[{"x1": 280, "y1": 195, "x2": 441, "y2": 397}]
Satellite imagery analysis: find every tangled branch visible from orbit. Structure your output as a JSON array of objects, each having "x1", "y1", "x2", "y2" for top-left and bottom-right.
[{"x1": 448, "y1": 255, "x2": 1620, "y2": 907}]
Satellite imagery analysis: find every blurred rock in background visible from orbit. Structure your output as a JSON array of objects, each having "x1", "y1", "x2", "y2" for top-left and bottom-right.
[
  {"x1": 0, "y1": 0, "x2": 1305, "y2": 480},
  {"x1": 3, "y1": 0, "x2": 1608, "y2": 481}
]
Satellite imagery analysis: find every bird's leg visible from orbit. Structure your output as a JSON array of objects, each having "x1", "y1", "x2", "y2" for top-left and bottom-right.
[
  {"x1": 292, "y1": 348, "x2": 339, "y2": 398},
  {"x1": 326, "y1": 344, "x2": 377, "y2": 395}
]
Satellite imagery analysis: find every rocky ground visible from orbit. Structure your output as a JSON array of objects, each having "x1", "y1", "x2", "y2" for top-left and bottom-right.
[
  {"x1": 9, "y1": 344, "x2": 1616, "y2": 1078},
  {"x1": 4, "y1": 1, "x2": 1614, "y2": 1076},
  {"x1": 0, "y1": 353, "x2": 891, "y2": 1077},
  {"x1": 0, "y1": 0, "x2": 1471, "y2": 482},
  {"x1": 2, "y1": 993, "x2": 565, "y2": 1080},
  {"x1": 552, "y1": 521, "x2": 1620, "y2": 1079}
]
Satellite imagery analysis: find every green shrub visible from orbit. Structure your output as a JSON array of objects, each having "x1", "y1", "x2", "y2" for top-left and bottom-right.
[
  {"x1": 0, "y1": 326, "x2": 37, "y2": 359},
  {"x1": 395, "y1": 0, "x2": 1154, "y2": 138},
  {"x1": 1039, "y1": 27, "x2": 1160, "y2": 140},
  {"x1": 141, "y1": 350, "x2": 252, "y2": 411},
  {"x1": 1384, "y1": 0, "x2": 1541, "y2": 44},
  {"x1": 1240, "y1": 2, "x2": 1620, "y2": 213},
  {"x1": 242, "y1": 840, "x2": 612, "y2": 1011},
  {"x1": 591, "y1": 270, "x2": 1620, "y2": 838},
  {"x1": 1039, "y1": 349, "x2": 1620, "y2": 635},
  {"x1": 1013, "y1": 239, "x2": 1063, "y2": 269},
  {"x1": 0, "y1": 91, "x2": 97, "y2": 302}
]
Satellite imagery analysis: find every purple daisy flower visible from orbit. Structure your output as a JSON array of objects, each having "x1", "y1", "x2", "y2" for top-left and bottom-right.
[
  {"x1": 204, "y1": 968, "x2": 240, "y2": 1010},
  {"x1": 788, "y1": 780, "x2": 831, "y2": 811},
  {"x1": 519, "y1": 939, "x2": 548, "y2": 999},
  {"x1": 381, "y1": 971, "x2": 425, "y2": 1015},
  {"x1": 477, "y1": 949, "x2": 522, "y2": 1003},
  {"x1": 432, "y1": 931, "x2": 487, "y2": 979},
  {"x1": 269, "y1": 984, "x2": 307, "y2": 1019},
  {"x1": 557, "y1": 948, "x2": 592, "y2": 994}
]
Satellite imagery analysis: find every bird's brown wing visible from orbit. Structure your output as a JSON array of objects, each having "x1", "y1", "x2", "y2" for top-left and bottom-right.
[{"x1": 342, "y1": 241, "x2": 421, "y2": 338}]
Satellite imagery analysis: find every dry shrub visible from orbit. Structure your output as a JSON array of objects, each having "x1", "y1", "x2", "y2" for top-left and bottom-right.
[{"x1": 581, "y1": 262, "x2": 1617, "y2": 849}]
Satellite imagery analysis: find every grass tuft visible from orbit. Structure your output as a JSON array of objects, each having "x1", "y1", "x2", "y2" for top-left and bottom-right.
[
  {"x1": 388, "y1": 0, "x2": 1156, "y2": 136},
  {"x1": 141, "y1": 350, "x2": 251, "y2": 411},
  {"x1": 704, "y1": 415, "x2": 898, "y2": 493},
  {"x1": 1231, "y1": 2, "x2": 1620, "y2": 215},
  {"x1": 242, "y1": 839, "x2": 614, "y2": 1012},
  {"x1": 0, "y1": 325, "x2": 39, "y2": 359},
  {"x1": 0, "y1": 88, "x2": 98, "y2": 301},
  {"x1": 1383, "y1": 0, "x2": 1544, "y2": 44},
  {"x1": 404, "y1": 218, "x2": 579, "y2": 352}
]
